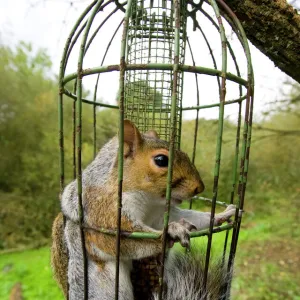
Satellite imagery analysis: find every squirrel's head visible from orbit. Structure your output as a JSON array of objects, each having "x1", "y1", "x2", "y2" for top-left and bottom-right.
[{"x1": 119, "y1": 120, "x2": 205, "y2": 204}]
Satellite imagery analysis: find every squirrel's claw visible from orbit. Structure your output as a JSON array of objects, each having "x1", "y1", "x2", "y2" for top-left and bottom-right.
[
  {"x1": 214, "y1": 204, "x2": 243, "y2": 226},
  {"x1": 167, "y1": 219, "x2": 196, "y2": 249},
  {"x1": 178, "y1": 218, "x2": 197, "y2": 232}
]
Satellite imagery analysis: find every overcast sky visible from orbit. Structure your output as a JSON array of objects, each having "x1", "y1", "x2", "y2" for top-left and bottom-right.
[{"x1": 0, "y1": 0, "x2": 297, "y2": 121}]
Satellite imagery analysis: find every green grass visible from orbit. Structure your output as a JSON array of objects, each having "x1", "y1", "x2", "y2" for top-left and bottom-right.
[
  {"x1": 230, "y1": 196, "x2": 300, "y2": 300},
  {"x1": 0, "y1": 247, "x2": 63, "y2": 300}
]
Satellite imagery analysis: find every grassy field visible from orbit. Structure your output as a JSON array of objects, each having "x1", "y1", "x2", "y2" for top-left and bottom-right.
[
  {"x1": 231, "y1": 199, "x2": 300, "y2": 300},
  {"x1": 0, "y1": 247, "x2": 63, "y2": 300},
  {"x1": 1, "y1": 197, "x2": 299, "y2": 300}
]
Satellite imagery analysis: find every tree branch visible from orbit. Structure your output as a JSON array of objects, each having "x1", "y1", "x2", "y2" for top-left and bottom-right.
[{"x1": 220, "y1": 0, "x2": 300, "y2": 83}]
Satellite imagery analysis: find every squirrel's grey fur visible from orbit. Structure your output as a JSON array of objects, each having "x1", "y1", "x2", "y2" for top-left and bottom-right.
[
  {"x1": 61, "y1": 137, "x2": 118, "y2": 223},
  {"x1": 60, "y1": 138, "x2": 123, "y2": 299},
  {"x1": 154, "y1": 250, "x2": 232, "y2": 300}
]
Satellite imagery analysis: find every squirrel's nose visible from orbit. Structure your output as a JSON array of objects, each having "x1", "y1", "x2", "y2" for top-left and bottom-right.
[{"x1": 193, "y1": 181, "x2": 205, "y2": 195}]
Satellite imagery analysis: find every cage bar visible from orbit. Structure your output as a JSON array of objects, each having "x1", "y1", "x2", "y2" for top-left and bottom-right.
[
  {"x1": 115, "y1": 0, "x2": 134, "y2": 298},
  {"x1": 57, "y1": 0, "x2": 254, "y2": 298}
]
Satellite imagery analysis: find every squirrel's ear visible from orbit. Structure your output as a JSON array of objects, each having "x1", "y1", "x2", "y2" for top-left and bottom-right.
[
  {"x1": 123, "y1": 120, "x2": 143, "y2": 157},
  {"x1": 144, "y1": 129, "x2": 159, "y2": 139}
]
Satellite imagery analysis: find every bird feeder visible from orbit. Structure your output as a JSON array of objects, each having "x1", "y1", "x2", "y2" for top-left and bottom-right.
[{"x1": 58, "y1": 0, "x2": 254, "y2": 298}]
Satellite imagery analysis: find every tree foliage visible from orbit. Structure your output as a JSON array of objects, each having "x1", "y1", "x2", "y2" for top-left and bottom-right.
[
  {"x1": 0, "y1": 42, "x2": 55, "y2": 194},
  {"x1": 0, "y1": 42, "x2": 95, "y2": 248}
]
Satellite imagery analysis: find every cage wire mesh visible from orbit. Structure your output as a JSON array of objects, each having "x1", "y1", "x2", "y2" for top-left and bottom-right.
[
  {"x1": 58, "y1": 0, "x2": 254, "y2": 299},
  {"x1": 125, "y1": 0, "x2": 187, "y2": 145}
]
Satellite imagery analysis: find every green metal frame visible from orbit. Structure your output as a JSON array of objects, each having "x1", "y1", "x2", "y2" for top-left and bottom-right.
[{"x1": 58, "y1": 0, "x2": 254, "y2": 299}]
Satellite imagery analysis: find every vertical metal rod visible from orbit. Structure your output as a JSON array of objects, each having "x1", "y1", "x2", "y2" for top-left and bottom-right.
[
  {"x1": 72, "y1": 84, "x2": 77, "y2": 179},
  {"x1": 177, "y1": 4, "x2": 187, "y2": 149},
  {"x1": 191, "y1": 13, "x2": 221, "y2": 94},
  {"x1": 194, "y1": 4, "x2": 244, "y2": 100},
  {"x1": 115, "y1": 1, "x2": 133, "y2": 299},
  {"x1": 158, "y1": 0, "x2": 181, "y2": 299},
  {"x1": 83, "y1": 2, "x2": 120, "y2": 160},
  {"x1": 221, "y1": 38, "x2": 243, "y2": 267},
  {"x1": 75, "y1": 1, "x2": 106, "y2": 299},
  {"x1": 221, "y1": 101, "x2": 241, "y2": 252},
  {"x1": 220, "y1": 102, "x2": 242, "y2": 300},
  {"x1": 58, "y1": 91, "x2": 68, "y2": 300},
  {"x1": 233, "y1": 91, "x2": 254, "y2": 244},
  {"x1": 186, "y1": 37, "x2": 200, "y2": 210},
  {"x1": 203, "y1": 0, "x2": 227, "y2": 295},
  {"x1": 227, "y1": 90, "x2": 253, "y2": 300},
  {"x1": 190, "y1": 7, "x2": 249, "y2": 279},
  {"x1": 92, "y1": 97, "x2": 97, "y2": 159},
  {"x1": 147, "y1": 13, "x2": 153, "y2": 131},
  {"x1": 58, "y1": 96, "x2": 65, "y2": 194},
  {"x1": 59, "y1": 0, "x2": 96, "y2": 195},
  {"x1": 58, "y1": 3, "x2": 98, "y2": 299},
  {"x1": 228, "y1": 86, "x2": 253, "y2": 267},
  {"x1": 92, "y1": 19, "x2": 123, "y2": 158},
  {"x1": 214, "y1": 2, "x2": 254, "y2": 290}
]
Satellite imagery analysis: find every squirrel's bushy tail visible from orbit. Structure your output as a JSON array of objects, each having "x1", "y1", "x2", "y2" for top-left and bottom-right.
[{"x1": 154, "y1": 250, "x2": 232, "y2": 300}]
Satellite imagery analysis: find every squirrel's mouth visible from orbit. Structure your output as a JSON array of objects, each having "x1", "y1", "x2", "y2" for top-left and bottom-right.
[
  {"x1": 161, "y1": 193, "x2": 187, "y2": 205},
  {"x1": 171, "y1": 197, "x2": 184, "y2": 205}
]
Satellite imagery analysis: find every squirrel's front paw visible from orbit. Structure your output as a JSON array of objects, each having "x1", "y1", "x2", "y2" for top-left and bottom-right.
[
  {"x1": 167, "y1": 219, "x2": 196, "y2": 249},
  {"x1": 215, "y1": 204, "x2": 243, "y2": 226}
]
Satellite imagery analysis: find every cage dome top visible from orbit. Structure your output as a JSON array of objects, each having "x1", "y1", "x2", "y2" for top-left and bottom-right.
[{"x1": 59, "y1": 0, "x2": 253, "y2": 146}]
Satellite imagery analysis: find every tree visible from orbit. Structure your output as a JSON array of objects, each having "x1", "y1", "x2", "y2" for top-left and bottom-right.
[{"x1": 217, "y1": 0, "x2": 300, "y2": 83}]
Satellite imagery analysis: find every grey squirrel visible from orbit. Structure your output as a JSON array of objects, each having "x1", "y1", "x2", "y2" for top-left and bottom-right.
[{"x1": 51, "y1": 120, "x2": 237, "y2": 300}]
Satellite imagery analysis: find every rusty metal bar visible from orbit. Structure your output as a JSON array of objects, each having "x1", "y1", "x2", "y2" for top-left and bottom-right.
[
  {"x1": 203, "y1": 0, "x2": 227, "y2": 294},
  {"x1": 58, "y1": 0, "x2": 98, "y2": 194},
  {"x1": 187, "y1": 8, "x2": 221, "y2": 95},
  {"x1": 72, "y1": 85, "x2": 77, "y2": 180},
  {"x1": 158, "y1": 0, "x2": 185, "y2": 298},
  {"x1": 221, "y1": 38, "x2": 243, "y2": 273},
  {"x1": 115, "y1": 0, "x2": 133, "y2": 298},
  {"x1": 75, "y1": 1, "x2": 106, "y2": 298},
  {"x1": 186, "y1": 36, "x2": 200, "y2": 210},
  {"x1": 57, "y1": 2, "x2": 99, "y2": 299},
  {"x1": 213, "y1": 1, "x2": 254, "y2": 297},
  {"x1": 63, "y1": 63, "x2": 248, "y2": 86},
  {"x1": 91, "y1": 19, "x2": 123, "y2": 158}
]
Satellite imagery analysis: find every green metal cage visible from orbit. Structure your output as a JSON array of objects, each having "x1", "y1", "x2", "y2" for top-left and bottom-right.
[{"x1": 58, "y1": 0, "x2": 254, "y2": 299}]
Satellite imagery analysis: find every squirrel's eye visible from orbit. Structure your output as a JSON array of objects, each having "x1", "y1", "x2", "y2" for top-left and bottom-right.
[{"x1": 154, "y1": 155, "x2": 169, "y2": 167}]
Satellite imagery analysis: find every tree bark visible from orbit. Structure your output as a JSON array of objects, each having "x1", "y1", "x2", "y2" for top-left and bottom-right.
[{"x1": 220, "y1": 0, "x2": 300, "y2": 83}]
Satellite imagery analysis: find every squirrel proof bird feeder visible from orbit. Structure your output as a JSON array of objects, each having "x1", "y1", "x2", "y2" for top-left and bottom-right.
[{"x1": 58, "y1": 0, "x2": 254, "y2": 299}]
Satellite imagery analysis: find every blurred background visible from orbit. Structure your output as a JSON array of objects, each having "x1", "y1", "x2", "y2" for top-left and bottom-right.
[{"x1": 0, "y1": 0, "x2": 299, "y2": 299}]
